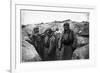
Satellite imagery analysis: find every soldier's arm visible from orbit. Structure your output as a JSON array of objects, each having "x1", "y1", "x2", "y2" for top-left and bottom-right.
[
  {"x1": 48, "y1": 36, "x2": 55, "y2": 54},
  {"x1": 72, "y1": 32, "x2": 77, "y2": 51},
  {"x1": 58, "y1": 33, "x2": 63, "y2": 51}
]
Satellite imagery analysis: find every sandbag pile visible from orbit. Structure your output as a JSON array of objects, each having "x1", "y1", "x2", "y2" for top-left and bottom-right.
[
  {"x1": 22, "y1": 40, "x2": 41, "y2": 62},
  {"x1": 71, "y1": 21, "x2": 89, "y2": 59}
]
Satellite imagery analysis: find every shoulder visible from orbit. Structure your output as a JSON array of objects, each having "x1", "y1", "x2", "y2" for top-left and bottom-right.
[
  {"x1": 70, "y1": 30, "x2": 75, "y2": 36},
  {"x1": 51, "y1": 35, "x2": 55, "y2": 40},
  {"x1": 70, "y1": 30, "x2": 74, "y2": 34}
]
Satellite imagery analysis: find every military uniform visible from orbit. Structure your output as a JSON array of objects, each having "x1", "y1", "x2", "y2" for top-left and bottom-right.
[{"x1": 58, "y1": 30, "x2": 75, "y2": 60}]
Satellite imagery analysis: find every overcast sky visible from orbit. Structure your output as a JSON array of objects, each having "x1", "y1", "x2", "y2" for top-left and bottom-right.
[{"x1": 21, "y1": 10, "x2": 89, "y2": 25}]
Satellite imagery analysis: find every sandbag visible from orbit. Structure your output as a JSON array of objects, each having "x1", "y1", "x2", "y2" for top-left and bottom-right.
[
  {"x1": 72, "y1": 44, "x2": 89, "y2": 59},
  {"x1": 22, "y1": 40, "x2": 41, "y2": 62}
]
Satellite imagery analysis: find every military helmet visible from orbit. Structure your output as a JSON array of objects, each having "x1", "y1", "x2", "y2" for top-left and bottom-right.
[{"x1": 63, "y1": 22, "x2": 69, "y2": 27}]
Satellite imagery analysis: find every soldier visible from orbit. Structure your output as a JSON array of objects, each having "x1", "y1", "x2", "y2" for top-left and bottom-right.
[
  {"x1": 43, "y1": 28, "x2": 57, "y2": 61},
  {"x1": 48, "y1": 30, "x2": 57, "y2": 60},
  {"x1": 30, "y1": 27, "x2": 44, "y2": 60},
  {"x1": 58, "y1": 22, "x2": 77, "y2": 60}
]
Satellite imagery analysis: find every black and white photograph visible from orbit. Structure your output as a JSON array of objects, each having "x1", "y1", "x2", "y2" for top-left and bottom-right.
[
  {"x1": 21, "y1": 9, "x2": 89, "y2": 62},
  {"x1": 10, "y1": 0, "x2": 97, "y2": 72}
]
